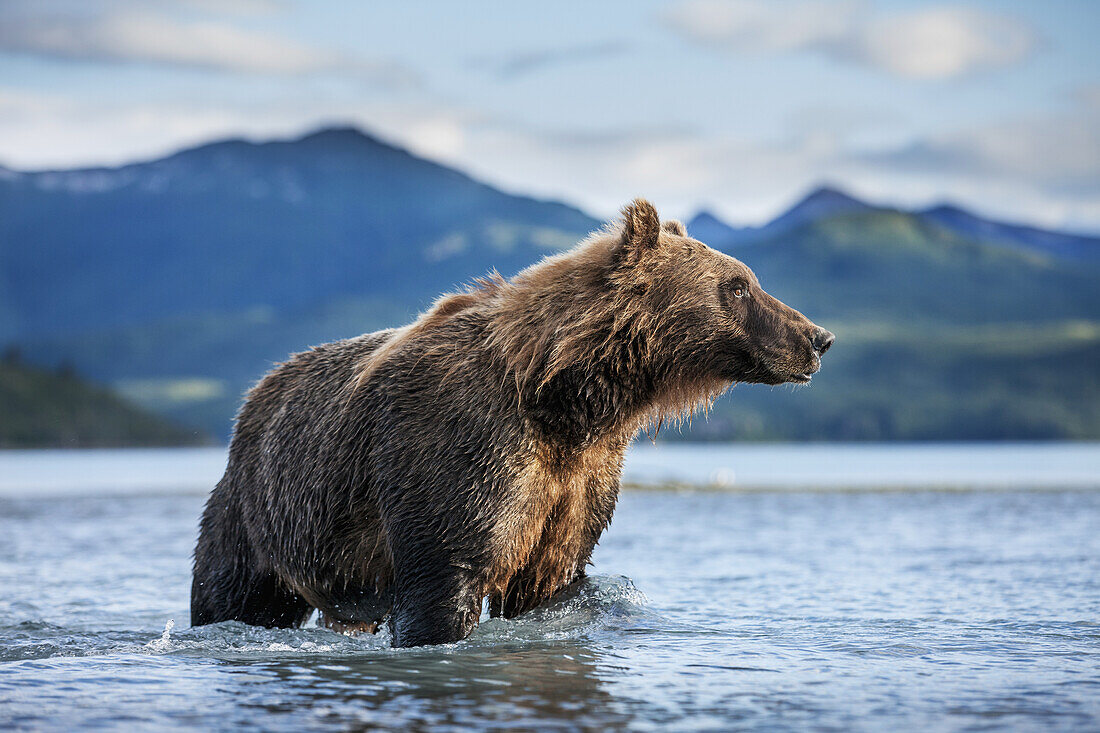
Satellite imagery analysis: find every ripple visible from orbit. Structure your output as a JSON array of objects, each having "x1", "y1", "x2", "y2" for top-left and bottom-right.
[
  {"x1": 3, "y1": 489, "x2": 1100, "y2": 731},
  {"x1": 0, "y1": 575, "x2": 669, "y2": 664}
]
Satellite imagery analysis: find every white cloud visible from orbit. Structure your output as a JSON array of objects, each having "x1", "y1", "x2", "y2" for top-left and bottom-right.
[
  {"x1": 857, "y1": 7, "x2": 1036, "y2": 80},
  {"x1": 0, "y1": 91, "x2": 271, "y2": 169},
  {"x1": 469, "y1": 42, "x2": 631, "y2": 79},
  {"x1": 665, "y1": 0, "x2": 1037, "y2": 80},
  {"x1": 0, "y1": 6, "x2": 416, "y2": 83},
  {"x1": 665, "y1": 0, "x2": 858, "y2": 52},
  {"x1": 1, "y1": 79, "x2": 1098, "y2": 233},
  {"x1": 855, "y1": 108, "x2": 1100, "y2": 204},
  {"x1": 1076, "y1": 83, "x2": 1100, "y2": 113},
  {"x1": 171, "y1": 0, "x2": 288, "y2": 15},
  {"x1": 0, "y1": 12, "x2": 333, "y2": 73},
  {"x1": 0, "y1": 91, "x2": 485, "y2": 172}
]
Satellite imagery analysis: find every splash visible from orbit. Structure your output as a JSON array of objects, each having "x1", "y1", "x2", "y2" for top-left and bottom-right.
[
  {"x1": 145, "y1": 619, "x2": 175, "y2": 652},
  {"x1": 4, "y1": 575, "x2": 665, "y2": 663},
  {"x1": 471, "y1": 575, "x2": 668, "y2": 645}
]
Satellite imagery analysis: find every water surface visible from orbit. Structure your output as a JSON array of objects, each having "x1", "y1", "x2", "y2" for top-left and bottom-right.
[
  {"x1": 3, "y1": 442, "x2": 1099, "y2": 496},
  {"x1": 1, "y1": 446, "x2": 1099, "y2": 730}
]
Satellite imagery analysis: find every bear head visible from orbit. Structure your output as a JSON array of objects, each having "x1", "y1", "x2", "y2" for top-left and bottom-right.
[{"x1": 613, "y1": 198, "x2": 834, "y2": 387}]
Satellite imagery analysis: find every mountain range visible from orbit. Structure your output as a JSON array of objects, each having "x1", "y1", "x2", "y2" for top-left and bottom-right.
[
  {"x1": 689, "y1": 186, "x2": 1100, "y2": 262},
  {"x1": 1, "y1": 126, "x2": 1098, "y2": 442}
]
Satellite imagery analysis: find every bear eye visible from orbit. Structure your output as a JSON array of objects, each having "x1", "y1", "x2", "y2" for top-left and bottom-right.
[{"x1": 721, "y1": 279, "x2": 749, "y2": 306}]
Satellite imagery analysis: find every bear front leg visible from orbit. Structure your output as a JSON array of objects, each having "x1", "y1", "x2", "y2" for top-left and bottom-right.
[
  {"x1": 489, "y1": 566, "x2": 585, "y2": 619},
  {"x1": 489, "y1": 573, "x2": 542, "y2": 619},
  {"x1": 387, "y1": 566, "x2": 482, "y2": 647},
  {"x1": 314, "y1": 585, "x2": 394, "y2": 636}
]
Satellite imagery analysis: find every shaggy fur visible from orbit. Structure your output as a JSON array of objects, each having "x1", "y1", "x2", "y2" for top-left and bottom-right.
[{"x1": 191, "y1": 199, "x2": 834, "y2": 647}]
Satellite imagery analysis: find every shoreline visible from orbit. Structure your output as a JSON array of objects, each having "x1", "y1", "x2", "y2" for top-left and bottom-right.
[{"x1": 1, "y1": 442, "x2": 1099, "y2": 498}]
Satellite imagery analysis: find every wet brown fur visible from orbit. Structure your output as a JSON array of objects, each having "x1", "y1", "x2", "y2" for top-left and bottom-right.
[{"x1": 191, "y1": 199, "x2": 833, "y2": 646}]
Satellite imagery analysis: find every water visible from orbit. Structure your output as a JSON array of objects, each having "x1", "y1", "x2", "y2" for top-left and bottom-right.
[
  {"x1": 4, "y1": 442, "x2": 1099, "y2": 497},
  {"x1": 2, "y1": 446, "x2": 1099, "y2": 731}
]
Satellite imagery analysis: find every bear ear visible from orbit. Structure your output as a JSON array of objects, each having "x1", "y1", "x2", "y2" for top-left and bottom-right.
[
  {"x1": 620, "y1": 198, "x2": 661, "y2": 256},
  {"x1": 661, "y1": 219, "x2": 687, "y2": 237}
]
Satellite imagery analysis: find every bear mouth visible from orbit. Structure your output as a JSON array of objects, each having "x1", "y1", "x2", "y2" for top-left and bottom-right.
[
  {"x1": 756, "y1": 357, "x2": 819, "y2": 385},
  {"x1": 783, "y1": 361, "x2": 821, "y2": 383},
  {"x1": 784, "y1": 355, "x2": 822, "y2": 384}
]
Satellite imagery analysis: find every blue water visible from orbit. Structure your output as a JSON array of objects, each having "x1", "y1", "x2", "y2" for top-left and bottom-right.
[{"x1": 1, "y1": 445, "x2": 1099, "y2": 731}]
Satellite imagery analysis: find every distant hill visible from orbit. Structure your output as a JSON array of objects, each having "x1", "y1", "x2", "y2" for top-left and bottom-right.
[
  {"x1": 691, "y1": 186, "x2": 1100, "y2": 260},
  {"x1": 0, "y1": 352, "x2": 208, "y2": 448},
  {"x1": 688, "y1": 186, "x2": 875, "y2": 248},
  {"x1": 3, "y1": 127, "x2": 1099, "y2": 442},
  {"x1": 919, "y1": 204, "x2": 1100, "y2": 262},
  {"x1": 689, "y1": 210, "x2": 1100, "y2": 440},
  {"x1": 0, "y1": 126, "x2": 596, "y2": 340}
]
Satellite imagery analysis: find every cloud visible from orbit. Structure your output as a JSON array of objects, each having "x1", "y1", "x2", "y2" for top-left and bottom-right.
[
  {"x1": 664, "y1": 0, "x2": 1037, "y2": 80},
  {"x1": 856, "y1": 7, "x2": 1037, "y2": 79},
  {"x1": 1, "y1": 76, "x2": 1098, "y2": 233},
  {"x1": 457, "y1": 94, "x2": 1100, "y2": 231},
  {"x1": 0, "y1": 90, "x2": 492, "y2": 172},
  {"x1": 0, "y1": 4, "x2": 417, "y2": 84},
  {"x1": 1075, "y1": 83, "x2": 1100, "y2": 113},
  {"x1": 428, "y1": 120, "x2": 847, "y2": 221},
  {"x1": 857, "y1": 83, "x2": 1100, "y2": 192},
  {"x1": 665, "y1": 0, "x2": 858, "y2": 52},
  {"x1": 0, "y1": 12, "x2": 327, "y2": 73},
  {"x1": 170, "y1": 0, "x2": 288, "y2": 15},
  {"x1": 470, "y1": 41, "x2": 630, "y2": 79}
]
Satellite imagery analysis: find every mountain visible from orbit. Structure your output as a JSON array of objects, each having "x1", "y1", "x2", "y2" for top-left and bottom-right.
[
  {"x1": 692, "y1": 186, "x2": 1100, "y2": 261},
  {"x1": 3, "y1": 127, "x2": 1099, "y2": 442},
  {"x1": 0, "y1": 126, "x2": 597, "y2": 341},
  {"x1": 683, "y1": 210, "x2": 745, "y2": 247},
  {"x1": 919, "y1": 204, "x2": 1100, "y2": 262},
  {"x1": 766, "y1": 185, "x2": 874, "y2": 233},
  {"x1": 0, "y1": 126, "x2": 599, "y2": 438},
  {"x1": 688, "y1": 185, "x2": 875, "y2": 249},
  {"x1": 0, "y1": 351, "x2": 208, "y2": 448}
]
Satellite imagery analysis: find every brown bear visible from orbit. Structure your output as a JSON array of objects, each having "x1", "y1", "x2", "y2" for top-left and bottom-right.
[{"x1": 191, "y1": 199, "x2": 834, "y2": 647}]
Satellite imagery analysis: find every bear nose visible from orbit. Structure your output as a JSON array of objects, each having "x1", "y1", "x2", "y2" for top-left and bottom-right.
[{"x1": 811, "y1": 328, "x2": 835, "y2": 355}]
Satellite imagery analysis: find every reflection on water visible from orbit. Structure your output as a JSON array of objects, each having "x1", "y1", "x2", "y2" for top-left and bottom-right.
[
  {"x1": 1, "y1": 571, "x2": 648, "y2": 731},
  {"x1": 2, "y1": 477, "x2": 1100, "y2": 729},
  {"x1": 233, "y1": 633, "x2": 628, "y2": 730}
]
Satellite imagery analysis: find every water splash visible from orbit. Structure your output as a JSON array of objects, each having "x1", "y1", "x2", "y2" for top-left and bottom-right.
[
  {"x1": 144, "y1": 619, "x2": 174, "y2": 652},
  {"x1": 0, "y1": 576, "x2": 663, "y2": 663},
  {"x1": 469, "y1": 574, "x2": 675, "y2": 646}
]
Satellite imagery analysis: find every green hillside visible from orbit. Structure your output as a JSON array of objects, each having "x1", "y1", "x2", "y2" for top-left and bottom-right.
[
  {"x1": 684, "y1": 211, "x2": 1100, "y2": 440},
  {"x1": 25, "y1": 211, "x2": 1100, "y2": 442},
  {"x1": 689, "y1": 320, "x2": 1100, "y2": 441},
  {"x1": 0, "y1": 353, "x2": 208, "y2": 448}
]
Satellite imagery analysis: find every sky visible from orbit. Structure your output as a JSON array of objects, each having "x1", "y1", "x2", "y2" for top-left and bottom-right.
[{"x1": 1, "y1": 0, "x2": 1098, "y2": 231}]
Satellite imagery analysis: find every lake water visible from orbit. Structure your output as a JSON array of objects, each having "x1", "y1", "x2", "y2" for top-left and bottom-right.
[{"x1": 1, "y1": 444, "x2": 1099, "y2": 731}]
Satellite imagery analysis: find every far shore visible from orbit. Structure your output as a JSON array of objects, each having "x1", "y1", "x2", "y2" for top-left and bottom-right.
[{"x1": 1, "y1": 442, "x2": 1099, "y2": 498}]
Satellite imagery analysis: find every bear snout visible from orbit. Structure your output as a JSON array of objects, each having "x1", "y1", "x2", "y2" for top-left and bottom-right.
[{"x1": 811, "y1": 328, "x2": 835, "y2": 356}]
